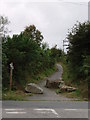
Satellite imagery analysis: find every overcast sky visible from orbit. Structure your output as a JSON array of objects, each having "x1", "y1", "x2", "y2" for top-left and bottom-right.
[{"x1": 0, "y1": 0, "x2": 89, "y2": 49}]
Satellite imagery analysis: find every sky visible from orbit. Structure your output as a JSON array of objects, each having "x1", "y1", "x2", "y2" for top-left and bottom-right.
[{"x1": 0, "y1": 0, "x2": 89, "y2": 50}]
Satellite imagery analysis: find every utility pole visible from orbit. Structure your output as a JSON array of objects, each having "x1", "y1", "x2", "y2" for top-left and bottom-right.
[
  {"x1": 63, "y1": 39, "x2": 69, "y2": 52},
  {"x1": 9, "y1": 62, "x2": 14, "y2": 91}
]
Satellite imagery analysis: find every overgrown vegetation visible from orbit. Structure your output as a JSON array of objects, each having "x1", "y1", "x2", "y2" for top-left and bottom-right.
[
  {"x1": 67, "y1": 22, "x2": 90, "y2": 83},
  {"x1": 59, "y1": 21, "x2": 90, "y2": 99},
  {"x1": 60, "y1": 61, "x2": 88, "y2": 100},
  {"x1": 1, "y1": 16, "x2": 62, "y2": 98},
  {"x1": 2, "y1": 90, "x2": 32, "y2": 101}
]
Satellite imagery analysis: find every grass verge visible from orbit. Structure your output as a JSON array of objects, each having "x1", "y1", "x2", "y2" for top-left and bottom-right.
[
  {"x1": 2, "y1": 90, "x2": 32, "y2": 101},
  {"x1": 58, "y1": 62, "x2": 88, "y2": 101}
]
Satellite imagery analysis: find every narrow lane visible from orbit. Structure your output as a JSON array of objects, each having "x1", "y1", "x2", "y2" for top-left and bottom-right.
[{"x1": 26, "y1": 64, "x2": 74, "y2": 101}]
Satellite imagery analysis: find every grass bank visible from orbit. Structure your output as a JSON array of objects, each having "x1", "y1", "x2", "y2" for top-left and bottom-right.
[
  {"x1": 2, "y1": 90, "x2": 32, "y2": 101},
  {"x1": 58, "y1": 62, "x2": 88, "y2": 101},
  {"x1": 27, "y1": 66, "x2": 57, "y2": 84}
]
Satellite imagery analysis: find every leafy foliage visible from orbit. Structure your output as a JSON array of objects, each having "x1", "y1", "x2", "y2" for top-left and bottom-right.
[
  {"x1": 50, "y1": 45, "x2": 62, "y2": 62},
  {"x1": 0, "y1": 16, "x2": 10, "y2": 88},
  {"x1": 67, "y1": 21, "x2": 90, "y2": 83},
  {"x1": 2, "y1": 25, "x2": 62, "y2": 90},
  {"x1": 0, "y1": 16, "x2": 9, "y2": 37}
]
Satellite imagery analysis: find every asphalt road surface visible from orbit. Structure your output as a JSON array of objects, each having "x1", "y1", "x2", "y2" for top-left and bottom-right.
[{"x1": 2, "y1": 101, "x2": 89, "y2": 118}]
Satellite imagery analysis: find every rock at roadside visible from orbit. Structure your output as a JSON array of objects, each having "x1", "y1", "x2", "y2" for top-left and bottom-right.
[
  {"x1": 45, "y1": 79, "x2": 61, "y2": 88},
  {"x1": 59, "y1": 85, "x2": 77, "y2": 92},
  {"x1": 25, "y1": 83, "x2": 43, "y2": 94}
]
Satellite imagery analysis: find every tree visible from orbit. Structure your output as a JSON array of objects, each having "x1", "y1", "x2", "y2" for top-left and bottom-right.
[
  {"x1": 1, "y1": 16, "x2": 10, "y2": 89},
  {"x1": 23, "y1": 25, "x2": 43, "y2": 46},
  {"x1": 50, "y1": 45, "x2": 62, "y2": 62},
  {"x1": 67, "y1": 21, "x2": 90, "y2": 81},
  {"x1": 2, "y1": 24, "x2": 56, "y2": 90},
  {"x1": 0, "y1": 16, "x2": 9, "y2": 38}
]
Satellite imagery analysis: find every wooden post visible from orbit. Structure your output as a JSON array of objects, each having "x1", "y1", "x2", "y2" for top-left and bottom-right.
[{"x1": 9, "y1": 62, "x2": 14, "y2": 91}]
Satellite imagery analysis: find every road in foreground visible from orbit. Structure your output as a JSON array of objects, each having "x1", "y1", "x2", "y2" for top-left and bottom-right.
[{"x1": 2, "y1": 101, "x2": 88, "y2": 118}]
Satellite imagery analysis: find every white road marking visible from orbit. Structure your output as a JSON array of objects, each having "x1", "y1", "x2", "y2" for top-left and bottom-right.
[
  {"x1": 5, "y1": 109, "x2": 24, "y2": 111},
  {"x1": 6, "y1": 112, "x2": 26, "y2": 114},
  {"x1": 5, "y1": 108, "x2": 26, "y2": 114},
  {"x1": 64, "y1": 109, "x2": 89, "y2": 111},
  {"x1": 51, "y1": 109, "x2": 59, "y2": 115},
  {"x1": 64, "y1": 109, "x2": 78, "y2": 111},
  {"x1": 34, "y1": 108, "x2": 59, "y2": 117}
]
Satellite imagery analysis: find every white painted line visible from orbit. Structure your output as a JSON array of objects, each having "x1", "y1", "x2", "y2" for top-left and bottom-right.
[
  {"x1": 5, "y1": 109, "x2": 24, "y2": 111},
  {"x1": 6, "y1": 112, "x2": 26, "y2": 114},
  {"x1": 64, "y1": 109, "x2": 89, "y2": 111},
  {"x1": 51, "y1": 109, "x2": 58, "y2": 115},
  {"x1": 5, "y1": 108, "x2": 26, "y2": 114},
  {"x1": 34, "y1": 108, "x2": 59, "y2": 117},
  {"x1": 35, "y1": 108, "x2": 51, "y2": 111},
  {"x1": 64, "y1": 109, "x2": 77, "y2": 111}
]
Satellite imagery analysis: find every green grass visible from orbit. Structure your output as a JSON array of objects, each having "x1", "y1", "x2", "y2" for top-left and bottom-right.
[
  {"x1": 61, "y1": 90, "x2": 88, "y2": 101},
  {"x1": 56, "y1": 88, "x2": 88, "y2": 101},
  {"x1": 2, "y1": 90, "x2": 32, "y2": 101},
  {"x1": 26, "y1": 66, "x2": 57, "y2": 84},
  {"x1": 63, "y1": 90, "x2": 81, "y2": 99},
  {"x1": 59, "y1": 62, "x2": 72, "y2": 85},
  {"x1": 58, "y1": 62, "x2": 88, "y2": 101}
]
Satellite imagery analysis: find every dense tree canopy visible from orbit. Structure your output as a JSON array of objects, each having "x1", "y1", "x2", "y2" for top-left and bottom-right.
[
  {"x1": 67, "y1": 21, "x2": 90, "y2": 82},
  {"x1": 0, "y1": 16, "x2": 10, "y2": 86},
  {"x1": 2, "y1": 25, "x2": 62, "y2": 89}
]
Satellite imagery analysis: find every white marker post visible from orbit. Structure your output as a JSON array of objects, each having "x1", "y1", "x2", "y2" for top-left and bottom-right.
[{"x1": 9, "y1": 62, "x2": 14, "y2": 90}]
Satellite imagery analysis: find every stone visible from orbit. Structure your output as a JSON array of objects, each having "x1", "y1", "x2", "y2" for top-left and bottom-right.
[
  {"x1": 25, "y1": 83, "x2": 43, "y2": 94},
  {"x1": 59, "y1": 80, "x2": 65, "y2": 87},
  {"x1": 67, "y1": 86, "x2": 77, "y2": 92},
  {"x1": 45, "y1": 79, "x2": 61, "y2": 88},
  {"x1": 59, "y1": 84, "x2": 77, "y2": 92}
]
